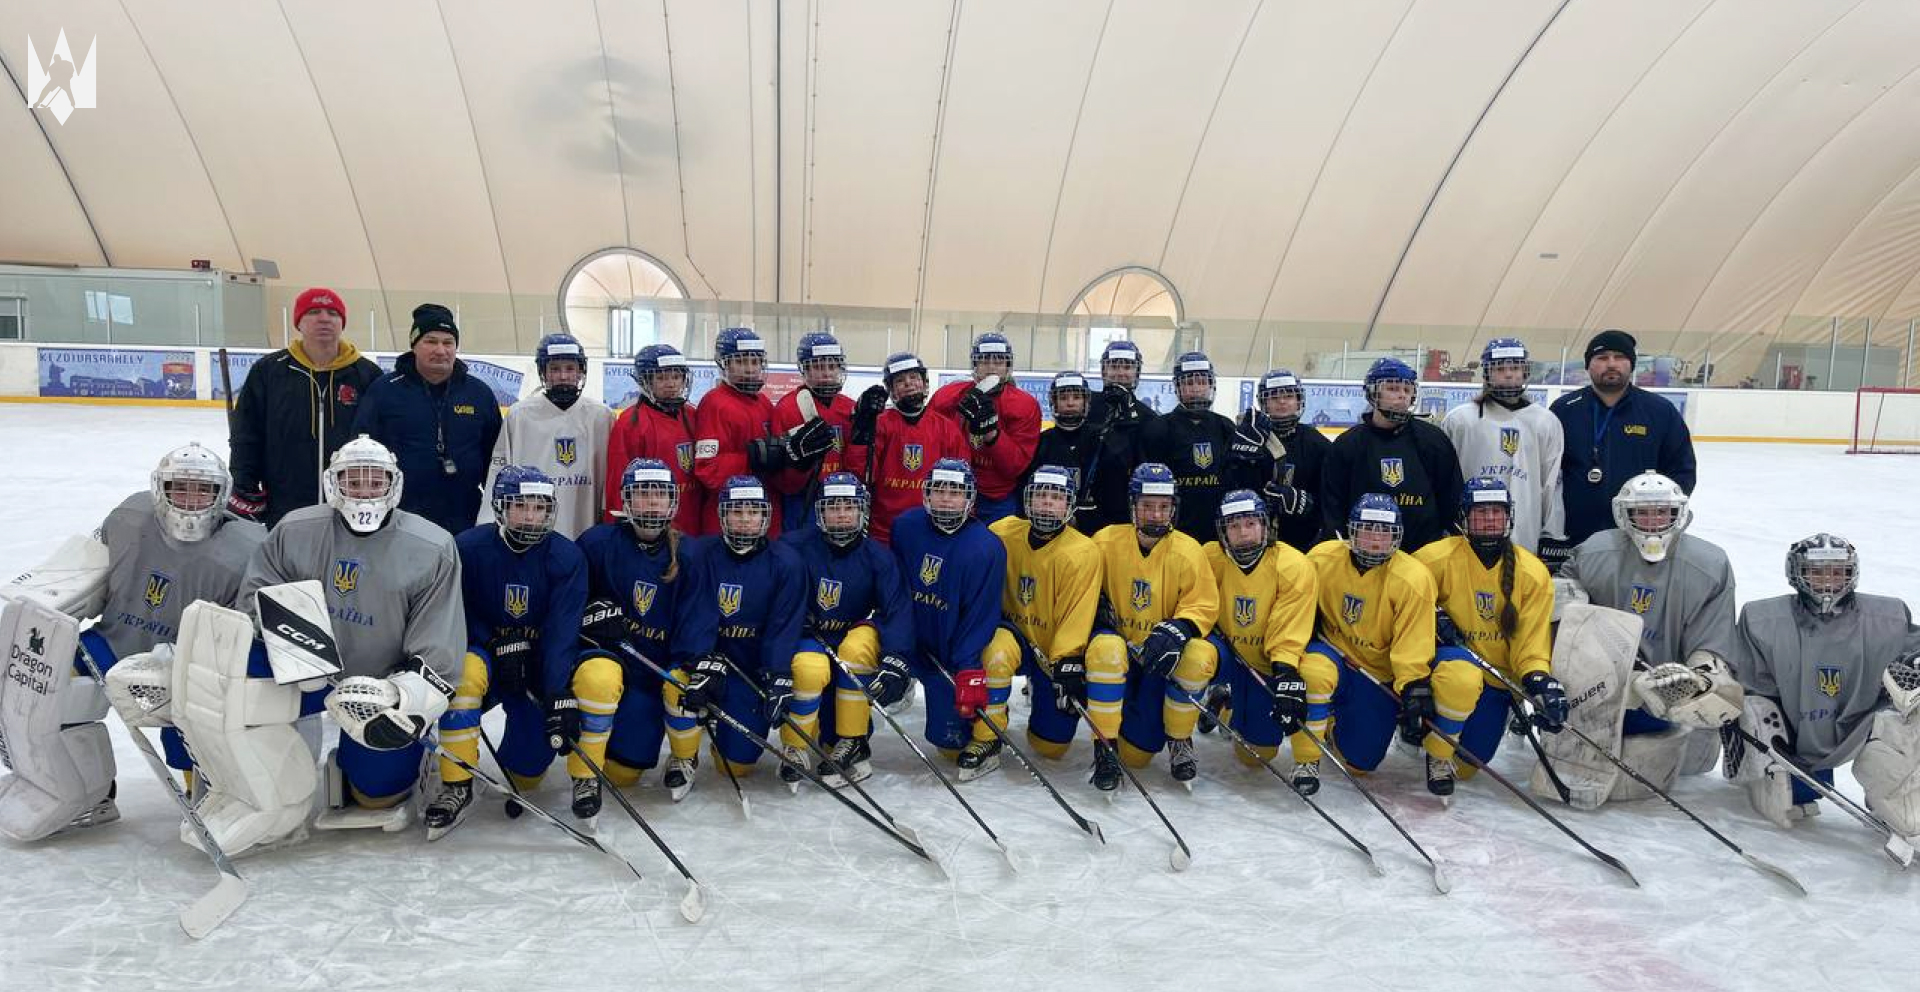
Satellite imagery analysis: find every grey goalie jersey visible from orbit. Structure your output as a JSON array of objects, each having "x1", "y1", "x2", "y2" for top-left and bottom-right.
[
  {"x1": 239, "y1": 504, "x2": 466, "y2": 684},
  {"x1": 1560, "y1": 529, "x2": 1740, "y2": 669},
  {"x1": 94, "y1": 492, "x2": 265, "y2": 660},
  {"x1": 1737, "y1": 592, "x2": 1920, "y2": 769}
]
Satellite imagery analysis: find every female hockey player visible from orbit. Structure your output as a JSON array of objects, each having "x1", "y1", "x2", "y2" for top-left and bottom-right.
[
  {"x1": 604, "y1": 344, "x2": 703, "y2": 535},
  {"x1": 1440, "y1": 339, "x2": 1565, "y2": 553},
  {"x1": 482, "y1": 333, "x2": 610, "y2": 539}
]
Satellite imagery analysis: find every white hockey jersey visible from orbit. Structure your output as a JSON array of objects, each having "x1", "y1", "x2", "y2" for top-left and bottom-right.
[
  {"x1": 1441, "y1": 397, "x2": 1565, "y2": 552},
  {"x1": 480, "y1": 392, "x2": 612, "y2": 540}
]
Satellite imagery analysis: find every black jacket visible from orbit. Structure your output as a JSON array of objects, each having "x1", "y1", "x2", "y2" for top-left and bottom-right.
[
  {"x1": 1016, "y1": 423, "x2": 1103, "y2": 534},
  {"x1": 227, "y1": 342, "x2": 384, "y2": 527},
  {"x1": 1240, "y1": 413, "x2": 1334, "y2": 553},
  {"x1": 1082, "y1": 390, "x2": 1157, "y2": 532},
  {"x1": 352, "y1": 353, "x2": 504, "y2": 536},
  {"x1": 1320, "y1": 416, "x2": 1463, "y2": 553},
  {"x1": 1550, "y1": 385, "x2": 1697, "y2": 546},
  {"x1": 1137, "y1": 407, "x2": 1262, "y2": 544}
]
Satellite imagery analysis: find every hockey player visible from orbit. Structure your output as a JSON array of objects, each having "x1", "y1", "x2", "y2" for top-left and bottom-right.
[
  {"x1": 1411, "y1": 477, "x2": 1565, "y2": 790},
  {"x1": 889, "y1": 460, "x2": 1008, "y2": 776},
  {"x1": 783, "y1": 472, "x2": 915, "y2": 788},
  {"x1": 606, "y1": 344, "x2": 703, "y2": 535},
  {"x1": 1295, "y1": 495, "x2": 1445, "y2": 795},
  {"x1": 1557, "y1": 471, "x2": 1742, "y2": 791},
  {"x1": 660, "y1": 476, "x2": 806, "y2": 794},
  {"x1": 1191, "y1": 489, "x2": 1317, "y2": 770},
  {"x1": 769, "y1": 332, "x2": 855, "y2": 534},
  {"x1": 930, "y1": 332, "x2": 1041, "y2": 522},
  {"x1": 1441, "y1": 339, "x2": 1564, "y2": 553},
  {"x1": 692, "y1": 328, "x2": 778, "y2": 533},
  {"x1": 845, "y1": 352, "x2": 972, "y2": 545},
  {"x1": 1015, "y1": 372, "x2": 1102, "y2": 532},
  {"x1": 236, "y1": 436, "x2": 464, "y2": 837},
  {"x1": 429, "y1": 467, "x2": 620, "y2": 835},
  {"x1": 1082, "y1": 340, "x2": 1156, "y2": 531},
  {"x1": 575, "y1": 459, "x2": 688, "y2": 792},
  {"x1": 1321, "y1": 357, "x2": 1463, "y2": 554},
  {"x1": 1726, "y1": 534, "x2": 1920, "y2": 826},
  {"x1": 482, "y1": 334, "x2": 610, "y2": 540},
  {"x1": 984, "y1": 465, "x2": 1103, "y2": 776},
  {"x1": 0, "y1": 444, "x2": 265, "y2": 842},
  {"x1": 1136, "y1": 351, "x2": 1260, "y2": 543},
  {"x1": 1239, "y1": 369, "x2": 1331, "y2": 553},
  {"x1": 1090, "y1": 463, "x2": 1221, "y2": 788}
]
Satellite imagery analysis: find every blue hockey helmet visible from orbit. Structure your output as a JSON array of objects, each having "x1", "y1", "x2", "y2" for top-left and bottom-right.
[
  {"x1": 1216, "y1": 488, "x2": 1269, "y2": 567},
  {"x1": 1257, "y1": 368, "x2": 1305, "y2": 432},
  {"x1": 1346, "y1": 493, "x2": 1403, "y2": 569},
  {"x1": 971, "y1": 331, "x2": 1014, "y2": 371},
  {"x1": 1128, "y1": 462, "x2": 1179, "y2": 538},
  {"x1": 923, "y1": 458, "x2": 977, "y2": 534},
  {"x1": 619, "y1": 457, "x2": 678, "y2": 538},
  {"x1": 535, "y1": 333, "x2": 587, "y2": 376},
  {"x1": 715, "y1": 327, "x2": 767, "y2": 394},
  {"x1": 1172, "y1": 351, "x2": 1216, "y2": 413},
  {"x1": 1363, "y1": 358, "x2": 1418, "y2": 425},
  {"x1": 1460, "y1": 476, "x2": 1514, "y2": 550},
  {"x1": 716, "y1": 474, "x2": 772, "y2": 553},
  {"x1": 815, "y1": 471, "x2": 871, "y2": 547},
  {"x1": 1023, "y1": 463, "x2": 1077, "y2": 536},
  {"x1": 492, "y1": 465, "x2": 557, "y2": 551},
  {"x1": 796, "y1": 331, "x2": 847, "y2": 401},
  {"x1": 1049, "y1": 370, "x2": 1091, "y2": 429},
  {"x1": 632, "y1": 344, "x2": 691, "y2": 412},
  {"x1": 1480, "y1": 337, "x2": 1529, "y2": 403}
]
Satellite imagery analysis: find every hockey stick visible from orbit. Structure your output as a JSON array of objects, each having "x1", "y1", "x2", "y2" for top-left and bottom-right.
[
  {"x1": 425, "y1": 736, "x2": 646, "y2": 881},
  {"x1": 216, "y1": 347, "x2": 235, "y2": 422},
  {"x1": 1460, "y1": 651, "x2": 1806, "y2": 894},
  {"x1": 477, "y1": 731, "x2": 526, "y2": 820},
  {"x1": 74, "y1": 640, "x2": 247, "y2": 939},
  {"x1": 1434, "y1": 615, "x2": 1573, "y2": 804},
  {"x1": 1231, "y1": 656, "x2": 1442, "y2": 890},
  {"x1": 815, "y1": 636, "x2": 1018, "y2": 870},
  {"x1": 614, "y1": 642, "x2": 936, "y2": 864},
  {"x1": 1353, "y1": 664, "x2": 1641, "y2": 887},
  {"x1": 705, "y1": 713, "x2": 753, "y2": 820},
  {"x1": 1733, "y1": 726, "x2": 1915, "y2": 869},
  {"x1": 566, "y1": 746, "x2": 707, "y2": 922},
  {"x1": 711, "y1": 652, "x2": 929, "y2": 854},
  {"x1": 929, "y1": 664, "x2": 1107, "y2": 846},
  {"x1": 1063, "y1": 698, "x2": 1191, "y2": 871}
]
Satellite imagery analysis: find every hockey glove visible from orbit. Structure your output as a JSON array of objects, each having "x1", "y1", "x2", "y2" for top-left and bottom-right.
[
  {"x1": 747, "y1": 434, "x2": 792, "y2": 474},
  {"x1": 678, "y1": 654, "x2": 730, "y2": 716},
  {"x1": 546, "y1": 694, "x2": 581, "y2": 752},
  {"x1": 1433, "y1": 610, "x2": 1466, "y2": 647},
  {"x1": 487, "y1": 634, "x2": 537, "y2": 698},
  {"x1": 1100, "y1": 383, "x2": 1134, "y2": 423},
  {"x1": 1398, "y1": 676, "x2": 1436, "y2": 747},
  {"x1": 227, "y1": 487, "x2": 268, "y2": 521},
  {"x1": 1139, "y1": 619, "x2": 1198, "y2": 679},
  {"x1": 1267, "y1": 662, "x2": 1308, "y2": 735},
  {"x1": 1263, "y1": 481, "x2": 1312, "y2": 517},
  {"x1": 1228, "y1": 423, "x2": 1265, "y2": 463},
  {"x1": 953, "y1": 667, "x2": 988, "y2": 719},
  {"x1": 788, "y1": 417, "x2": 838, "y2": 461},
  {"x1": 850, "y1": 385, "x2": 888, "y2": 446},
  {"x1": 579, "y1": 598, "x2": 636, "y2": 651},
  {"x1": 1522, "y1": 671, "x2": 1568, "y2": 733},
  {"x1": 957, "y1": 387, "x2": 999, "y2": 437},
  {"x1": 1050, "y1": 655, "x2": 1089, "y2": 715},
  {"x1": 869, "y1": 653, "x2": 913, "y2": 709},
  {"x1": 762, "y1": 671, "x2": 795, "y2": 724},
  {"x1": 330, "y1": 659, "x2": 455, "y2": 752},
  {"x1": 1536, "y1": 536, "x2": 1575, "y2": 576}
]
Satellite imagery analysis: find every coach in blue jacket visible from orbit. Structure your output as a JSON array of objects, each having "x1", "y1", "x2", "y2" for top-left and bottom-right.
[
  {"x1": 353, "y1": 303, "x2": 503, "y2": 535},
  {"x1": 1543, "y1": 329, "x2": 1697, "y2": 570}
]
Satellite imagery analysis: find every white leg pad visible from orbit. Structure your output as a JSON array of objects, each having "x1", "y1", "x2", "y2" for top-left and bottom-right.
[
  {"x1": 1532, "y1": 603, "x2": 1641, "y2": 809},
  {"x1": 1609, "y1": 727, "x2": 1689, "y2": 802},
  {"x1": 0, "y1": 534, "x2": 110, "y2": 619},
  {"x1": 0, "y1": 598, "x2": 113, "y2": 840},
  {"x1": 170, "y1": 601, "x2": 315, "y2": 857}
]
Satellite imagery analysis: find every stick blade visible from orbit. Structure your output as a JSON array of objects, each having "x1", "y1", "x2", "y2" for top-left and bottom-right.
[
  {"x1": 1886, "y1": 832, "x2": 1916, "y2": 868},
  {"x1": 1083, "y1": 819, "x2": 1107, "y2": 845},
  {"x1": 1429, "y1": 864, "x2": 1453, "y2": 895},
  {"x1": 679, "y1": 882, "x2": 707, "y2": 924},
  {"x1": 996, "y1": 840, "x2": 1019, "y2": 873},
  {"x1": 1170, "y1": 844, "x2": 1193, "y2": 872},
  {"x1": 1743, "y1": 853, "x2": 1808, "y2": 896},
  {"x1": 179, "y1": 873, "x2": 248, "y2": 939}
]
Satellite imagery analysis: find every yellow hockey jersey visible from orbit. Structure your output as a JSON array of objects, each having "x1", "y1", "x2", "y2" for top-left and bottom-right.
[
  {"x1": 1203, "y1": 541, "x2": 1317, "y2": 677},
  {"x1": 992, "y1": 516, "x2": 1103, "y2": 663},
  {"x1": 1413, "y1": 536, "x2": 1552, "y2": 684},
  {"x1": 1093, "y1": 524, "x2": 1219, "y2": 646},
  {"x1": 1306, "y1": 539, "x2": 1437, "y2": 689}
]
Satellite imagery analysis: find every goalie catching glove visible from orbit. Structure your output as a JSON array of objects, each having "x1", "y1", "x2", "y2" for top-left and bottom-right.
[
  {"x1": 1631, "y1": 650, "x2": 1742, "y2": 728},
  {"x1": 327, "y1": 659, "x2": 455, "y2": 751}
]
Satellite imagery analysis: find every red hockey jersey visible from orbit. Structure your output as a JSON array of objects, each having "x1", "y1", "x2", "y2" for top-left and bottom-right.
[
  {"x1": 605, "y1": 399, "x2": 706, "y2": 535},
  {"x1": 931, "y1": 378, "x2": 1041, "y2": 501},
  {"x1": 692, "y1": 382, "x2": 780, "y2": 534},
  {"x1": 845, "y1": 407, "x2": 970, "y2": 546}
]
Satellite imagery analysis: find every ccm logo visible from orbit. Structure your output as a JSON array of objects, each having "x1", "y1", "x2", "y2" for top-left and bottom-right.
[{"x1": 274, "y1": 622, "x2": 328, "y2": 652}]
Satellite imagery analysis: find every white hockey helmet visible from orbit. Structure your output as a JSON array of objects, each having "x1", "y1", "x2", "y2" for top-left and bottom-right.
[
  {"x1": 325, "y1": 435, "x2": 404, "y2": 534},
  {"x1": 1611, "y1": 470, "x2": 1689, "y2": 563},
  {"x1": 150, "y1": 442, "x2": 232, "y2": 543}
]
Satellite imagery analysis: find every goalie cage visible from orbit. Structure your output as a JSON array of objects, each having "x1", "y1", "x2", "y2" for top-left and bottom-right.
[{"x1": 1848, "y1": 387, "x2": 1920, "y2": 454}]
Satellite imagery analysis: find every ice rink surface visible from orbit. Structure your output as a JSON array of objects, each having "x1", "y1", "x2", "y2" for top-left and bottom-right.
[{"x1": 1, "y1": 403, "x2": 1917, "y2": 992}]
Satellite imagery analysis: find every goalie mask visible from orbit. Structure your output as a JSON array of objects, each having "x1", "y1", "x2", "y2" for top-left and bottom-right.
[
  {"x1": 491, "y1": 465, "x2": 557, "y2": 552},
  {"x1": 1611, "y1": 471, "x2": 1690, "y2": 563},
  {"x1": 1216, "y1": 489, "x2": 1270, "y2": 568},
  {"x1": 620, "y1": 458, "x2": 678, "y2": 541},
  {"x1": 1786, "y1": 532, "x2": 1857, "y2": 617},
  {"x1": 815, "y1": 472, "x2": 871, "y2": 547},
  {"x1": 325, "y1": 435, "x2": 403, "y2": 534},
  {"x1": 924, "y1": 459, "x2": 977, "y2": 535},
  {"x1": 1023, "y1": 465, "x2": 1075, "y2": 537},
  {"x1": 1347, "y1": 493, "x2": 1403, "y2": 570},
  {"x1": 716, "y1": 475, "x2": 772, "y2": 554},
  {"x1": 151, "y1": 442, "x2": 232, "y2": 543}
]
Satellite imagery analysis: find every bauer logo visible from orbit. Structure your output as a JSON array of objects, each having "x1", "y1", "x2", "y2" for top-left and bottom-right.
[
  {"x1": 919, "y1": 555, "x2": 943, "y2": 587},
  {"x1": 632, "y1": 580, "x2": 658, "y2": 617},
  {"x1": 1379, "y1": 458, "x2": 1404, "y2": 489},
  {"x1": 717, "y1": 582, "x2": 743, "y2": 617},
  {"x1": 1234, "y1": 595, "x2": 1256, "y2": 629},
  {"x1": 1500, "y1": 427, "x2": 1520, "y2": 457},
  {"x1": 555, "y1": 437, "x2": 578, "y2": 467},
  {"x1": 816, "y1": 578, "x2": 842, "y2": 612},
  {"x1": 504, "y1": 583, "x2": 530, "y2": 620},
  {"x1": 143, "y1": 570, "x2": 172, "y2": 611},
  {"x1": 1817, "y1": 666, "x2": 1842, "y2": 698},
  {"x1": 1341, "y1": 594, "x2": 1365, "y2": 627},
  {"x1": 26, "y1": 31, "x2": 97, "y2": 125},
  {"x1": 1130, "y1": 578, "x2": 1152, "y2": 613},
  {"x1": 332, "y1": 559, "x2": 361, "y2": 595},
  {"x1": 1629, "y1": 584, "x2": 1655, "y2": 616}
]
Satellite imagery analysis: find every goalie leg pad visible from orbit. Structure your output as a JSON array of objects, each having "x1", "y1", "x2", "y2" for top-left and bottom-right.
[
  {"x1": 169, "y1": 601, "x2": 315, "y2": 857},
  {"x1": 1532, "y1": 603, "x2": 1641, "y2": 809},
  {"x1": 0, "y1": 598, "x2": 114, "y2": 840},
  {"x1": 1855, "y1": 709, "x2": 1920, "y2": 838},
  {"x1": 0, "y1": 533, "x2": 110, "y2": 619},
  {"x1": 1610, "y1": 727, "x2": 1689, "y2": 802}
]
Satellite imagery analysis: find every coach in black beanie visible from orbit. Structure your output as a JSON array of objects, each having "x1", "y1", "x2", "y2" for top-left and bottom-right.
[{"x1": 410, "y1": 303, "x2": 459, "y2": 346}]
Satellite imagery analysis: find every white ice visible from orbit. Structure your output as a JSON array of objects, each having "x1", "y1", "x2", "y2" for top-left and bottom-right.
[{"x1": 1, "y1": 403, "x2": 1918, "y2": 992}]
